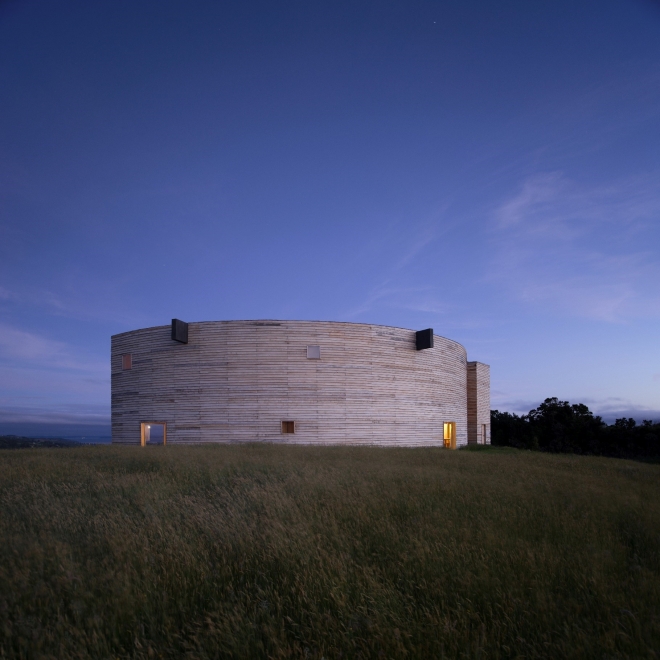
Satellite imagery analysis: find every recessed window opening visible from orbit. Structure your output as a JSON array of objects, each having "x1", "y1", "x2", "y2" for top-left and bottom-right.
[
  {"x1": 141, "y1": 422, "x2": 166, "y2": 446},
  {"x1": 122, "y1": 354, "x2": 132, "y2": 370},
  {"x1": 306, "y1": 345, "x2": 321, "y2": 359},
  {"x1": 443, "y1": 422, "x2": 456, "y2": 449},
  {"x1": 281, "y1": 420, "x2": 295, "y2": 434}
]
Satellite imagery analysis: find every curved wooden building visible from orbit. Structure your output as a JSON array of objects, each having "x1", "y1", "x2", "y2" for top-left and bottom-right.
[{"x1": 111, "y1": 320, "x2": 490, "y2": 447}]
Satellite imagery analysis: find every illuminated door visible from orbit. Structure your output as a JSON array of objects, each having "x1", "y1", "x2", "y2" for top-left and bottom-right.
[
  {"x1": 140, "y1": 422, "x2": 167, "y2": 446},
  {"x1": 443, "y1": 422, "x2": 456, "y2": 449}
]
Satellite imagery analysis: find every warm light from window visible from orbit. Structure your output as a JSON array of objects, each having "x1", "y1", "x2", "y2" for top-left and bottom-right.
[{"x1": 443, "y1": 422, "x2": 456, "y2": 449}]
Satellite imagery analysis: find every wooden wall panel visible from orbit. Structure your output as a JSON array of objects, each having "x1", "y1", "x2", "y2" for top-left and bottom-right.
[
  {"x1": 467, "y1": 361, "x2": 491, "y2": 444},
  {"x1": 111, "y1": 320, "x2": 482, "y2": 447}
]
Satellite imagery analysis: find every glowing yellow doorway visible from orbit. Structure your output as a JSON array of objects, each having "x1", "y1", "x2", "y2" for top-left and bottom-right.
[
  {"x1": 140, "y1": 422, "x2": 167, "y2": 446},
  {"x1": 443, "y1": 422, "x2": 456, "y2": 449}
]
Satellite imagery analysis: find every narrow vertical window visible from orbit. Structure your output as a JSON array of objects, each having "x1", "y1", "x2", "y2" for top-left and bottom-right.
[
  {"x1": 443, "y1": 422, "x2": 456, "y2": 449},
  {"x1": 122, "y1": 354, "x2": 132, "y2": 370},
  {"x1": 281, "y1": 420, "x2": 295, "y2": 434}
]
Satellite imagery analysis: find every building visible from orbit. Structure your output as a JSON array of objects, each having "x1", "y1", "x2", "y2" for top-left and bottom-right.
[{"x1": 111, "y1": 319, "x2": 490, "y2": 447}]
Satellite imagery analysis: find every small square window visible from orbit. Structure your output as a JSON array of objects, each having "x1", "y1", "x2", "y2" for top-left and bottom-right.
[
  {"x1": 122, "y1": 354, "x2": 132, "y2": 370},
  {"x1": 306, "y1": 345, "x2": 321, "y2": 359},
  {"x1": 281, "y1": 420, "x2": 295, "y2": 434}
]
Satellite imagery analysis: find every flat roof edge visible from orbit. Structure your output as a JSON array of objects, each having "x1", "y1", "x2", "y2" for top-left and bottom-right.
[{"x1": 110, "y1": 319, "x2": 466, "y2": 350}]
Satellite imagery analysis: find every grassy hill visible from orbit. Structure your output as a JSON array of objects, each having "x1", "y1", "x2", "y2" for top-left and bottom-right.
[{"x1": 1, "y1": 444, "x2": 658, "y2": 658}]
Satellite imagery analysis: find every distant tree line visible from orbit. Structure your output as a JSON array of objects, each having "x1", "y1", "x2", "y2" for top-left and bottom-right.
[{"x1": 491, "y1": 398, "x2": 660, "y2": 460}]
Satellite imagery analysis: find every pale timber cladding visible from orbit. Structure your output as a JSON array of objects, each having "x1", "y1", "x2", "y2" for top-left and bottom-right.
[
  {"x1": 111, "y1": 320, "x2": 474, "y2": 447},
  {"x1": 467, "y1": 362, "x2": 491, "y2": 444}
]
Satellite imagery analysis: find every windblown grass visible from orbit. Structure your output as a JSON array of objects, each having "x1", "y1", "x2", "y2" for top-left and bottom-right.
[{"x1": 1, "y1": 444, "x2": 658, "y2": 658}]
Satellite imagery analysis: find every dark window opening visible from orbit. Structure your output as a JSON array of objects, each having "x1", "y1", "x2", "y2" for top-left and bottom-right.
[
  {"x1": 122, "y1": 354, "x2": 132, "y2": 370},
  {"x1": 171, "y1": 319, "x2": 188, "y2": 344},
  {"x1": 416, "y1": 328, "x2": 434, "y2": 350},
  {"x1": 281, "y1": 420, "x2": 295, "y2": 434}
]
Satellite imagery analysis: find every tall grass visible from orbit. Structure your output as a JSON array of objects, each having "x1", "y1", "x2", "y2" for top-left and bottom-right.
[{"x1": 1, "y1": 444, "x2": 658, "y2": 658}]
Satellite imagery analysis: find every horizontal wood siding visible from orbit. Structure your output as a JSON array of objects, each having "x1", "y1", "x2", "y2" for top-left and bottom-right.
[
  {"x1": 112, "y1": 320, "x2": 473, "y2": 447},
  {"x1": 467, "y1": 361, "x2": 491, "y2": 444}
]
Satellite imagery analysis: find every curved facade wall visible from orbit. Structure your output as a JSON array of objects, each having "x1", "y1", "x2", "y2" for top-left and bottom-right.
[{"x1": 111, "y1": 320, "x2": 479, "y2": 447}]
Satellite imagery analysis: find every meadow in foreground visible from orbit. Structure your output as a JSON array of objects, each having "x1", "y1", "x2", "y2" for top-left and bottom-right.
[{"x1": 0, "y1": 444, "x2": 658, "y2": 659}]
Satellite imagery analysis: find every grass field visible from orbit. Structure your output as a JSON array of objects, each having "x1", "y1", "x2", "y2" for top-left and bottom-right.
[{"x1": 1, "y1": 444, "x2": 659, "y2": 659}]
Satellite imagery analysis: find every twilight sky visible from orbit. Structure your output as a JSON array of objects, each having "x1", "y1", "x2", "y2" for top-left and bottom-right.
[{"x1": 1, "y1": 0, "x2": 659, "y2": 437}]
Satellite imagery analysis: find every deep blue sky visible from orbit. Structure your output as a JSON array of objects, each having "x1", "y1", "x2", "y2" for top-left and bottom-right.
[{"x1": 1, "y1": 0, "x2": 659, "y2": 437}]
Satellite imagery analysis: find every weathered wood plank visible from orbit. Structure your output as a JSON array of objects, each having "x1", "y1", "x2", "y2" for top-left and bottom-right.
[{"x1": 111, "y1": 320, "x2": 487, "y2": 447}]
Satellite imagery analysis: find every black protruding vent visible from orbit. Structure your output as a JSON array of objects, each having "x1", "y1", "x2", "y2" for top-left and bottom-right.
[
  {"x1": 171, "y1": 319, "x2": 189, "y2": 344},
  {"x1": 415, "y1": 328, "x2": 434, "y2": 351}
]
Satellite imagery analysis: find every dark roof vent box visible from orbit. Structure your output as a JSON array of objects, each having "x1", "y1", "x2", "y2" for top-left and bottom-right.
[
  {"x1": 171, "y1": 319, "x2": 189, "y2": 344},
  {"x1": 415, "y1": 328, "x2": 434, "y2": 351}
]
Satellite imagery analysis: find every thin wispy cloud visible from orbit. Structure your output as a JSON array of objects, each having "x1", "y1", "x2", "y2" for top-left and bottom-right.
[
  {"x1": 344, "y1": 203, "x2": 457, "y2": 321},
  {"x1": 0, "y1": 280, "x2": 150, "y2": 328},
  {"x1": 0, "y1": 323, "x2": 106, "y2": 374},
  {"x1": 490, "y1": 172, "x2": 660, "y2": 322},
  {"x1": 0, "y1": 324, "x2": 109, "y2": 428},
  {"x1": 344, "y1": 284, "x2": 441, "y2": 320},
  {"x1": 392, "y1": 216, "x2": 446, "y2": 273},
  {"x1": 589, "y1": 398, "x2": 660, "y2": 422},
  {"x1": 0, "y1": 402, "x2": 109, "y2": 426},
  {"x1": 491, "y1": 394, "x2": 660, "y2": 423}
]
